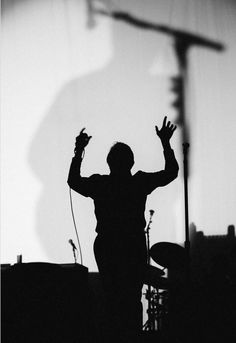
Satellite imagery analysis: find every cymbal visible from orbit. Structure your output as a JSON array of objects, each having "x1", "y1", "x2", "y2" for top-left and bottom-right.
[
  {"x1": 144, "y1": 264, "x2": 164, "y2": 279},
  {"x1": 150, "y1": 242, "x2": 187, "y2": 269},
  {"x1": 154, "y1": 276, "x2": 169, "y2": 290},
  {"x1": 143, "y1": 265, "x2": 167, "y2": 289}
]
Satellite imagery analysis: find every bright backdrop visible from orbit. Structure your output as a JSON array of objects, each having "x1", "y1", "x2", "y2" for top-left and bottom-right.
[{"x1": 1, "y1": 0, "x2": 236, "y2": 270}]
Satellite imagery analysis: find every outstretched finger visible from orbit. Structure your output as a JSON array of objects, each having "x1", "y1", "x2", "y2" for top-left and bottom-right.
[
  {"x1": 80, "y1": 127, "x2": 86, "y2": 135},
  {"x1": 155, "y1": 125, "x2": 159, "y2": 134},
  {"x1": 162, "y1": 116, "x2": 167, "y2": 128}
]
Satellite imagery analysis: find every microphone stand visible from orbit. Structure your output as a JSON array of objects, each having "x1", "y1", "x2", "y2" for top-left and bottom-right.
[
  {"x1": 69, "y1": 240, "x2": 78, "y2": 264},
  {"x1": 183, "y1": 144, "x2": 190, "y2": 252},
  {"x1": 72, "y1": 246, "x2": 77, "y2": 264},
  {"x1": 146, "y1": 210, "x2": 154, "y2": 266},
  {"x1": 183, "y1": 143, "x2": 190, "y2": 279}
]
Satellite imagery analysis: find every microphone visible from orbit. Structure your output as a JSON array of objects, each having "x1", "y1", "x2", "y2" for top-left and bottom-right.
[
  {"x1": 149, "y1": 210, "x2": 155, "y2": 216},
  {"x1": 68, "y1": 239, "x2": 77, "y2": 250}
]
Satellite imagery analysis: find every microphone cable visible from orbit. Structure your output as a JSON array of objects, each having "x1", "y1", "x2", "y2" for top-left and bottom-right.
[{"x1": 69, "y1": 187, "x2": 83, "y2": 265}]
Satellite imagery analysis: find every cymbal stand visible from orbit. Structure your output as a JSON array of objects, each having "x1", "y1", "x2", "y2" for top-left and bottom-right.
[
  {"x1": 143, "y1": 289, "x2": 160, "y2": 331},
  {"x1": 146, "y1": 210, "x2": 154, "y2": 266},
  {"x1": 143, "y1": 210, "x2": 158, "y2": 331}
]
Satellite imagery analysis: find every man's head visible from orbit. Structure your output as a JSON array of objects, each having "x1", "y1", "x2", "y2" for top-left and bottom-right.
[{"x1": 107, "y1": 142, "x2": 134, "y2": 174}]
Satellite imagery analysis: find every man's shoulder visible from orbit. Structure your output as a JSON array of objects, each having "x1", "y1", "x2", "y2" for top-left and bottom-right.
[
  {"x1": 133, "y1": 170, "x2": 147, "y2": 178},
  {"x1": 132, "y1": 171, "x2": 150, "y2": 185},
  {"x1": 89, "y1": 173, "x2": 109, "y2": 183}
]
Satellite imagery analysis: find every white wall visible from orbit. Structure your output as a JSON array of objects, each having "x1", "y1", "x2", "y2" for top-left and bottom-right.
[{"x1": 1, "y1": 0, "x2": 236, "y2": 269}]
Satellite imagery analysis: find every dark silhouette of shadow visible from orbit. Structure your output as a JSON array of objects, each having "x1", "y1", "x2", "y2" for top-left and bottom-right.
[
  {"x1": 28, "y1": 4, "x2": 226, "y2": 266},
  {"x1": 95, "y1": 8, "x2": 225, "y2": 145},
  {"x1": 29, "y1": 10, "x2": 177, "y2": 264}
]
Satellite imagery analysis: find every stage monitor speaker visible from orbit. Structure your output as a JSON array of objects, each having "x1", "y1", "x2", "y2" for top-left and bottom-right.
[{"x1": 2, "y1": 263, "x2": 88, "y2": 343}]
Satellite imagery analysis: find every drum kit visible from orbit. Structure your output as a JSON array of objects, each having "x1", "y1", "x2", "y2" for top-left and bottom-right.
[
  {"x1": 142, "y1": 144, "x2": 191, "y2": 331},
  {"x1": 143, "y1": 212, "x2": 188, "y2": 331},
  {"x1": 143, "y1": 241, "x2": 188, "y2": 331}
]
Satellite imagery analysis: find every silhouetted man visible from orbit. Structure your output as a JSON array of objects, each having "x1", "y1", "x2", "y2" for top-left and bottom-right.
[{"x1": 68, "y1": 116, "x2": 178, "y2": 342}]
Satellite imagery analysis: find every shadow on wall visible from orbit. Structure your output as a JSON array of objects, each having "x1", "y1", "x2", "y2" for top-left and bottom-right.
[{"x1": 28, "y1": 7, "x2": 177, "y2": 264}]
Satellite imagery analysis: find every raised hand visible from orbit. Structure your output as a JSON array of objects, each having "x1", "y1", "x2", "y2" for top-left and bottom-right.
[
  {"x1": 74, "y1": 128, "x2": 92, "y2": 155},
  {"x1": 155, "y1": 116, "x2": 176, "y2": 144}
]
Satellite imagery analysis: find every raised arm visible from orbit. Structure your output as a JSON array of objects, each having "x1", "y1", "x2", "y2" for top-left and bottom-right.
[
  {"x1": 67, "y1": 128, "x2": 93, "y2": 196},
  {"x1": 155, "y1": 116, "x2": 179, "y2": 185},
  {"x1": 140, "y1": 117, "x2": 179, "y2": 193}
]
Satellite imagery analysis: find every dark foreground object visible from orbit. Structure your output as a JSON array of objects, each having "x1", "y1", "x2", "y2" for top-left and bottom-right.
[
  {"x1": 2, "y1": 264, "x2": 236, "y2": 343},
  {"x1": 1, "y1": 263, "x2": 88, "y2": 343}
]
